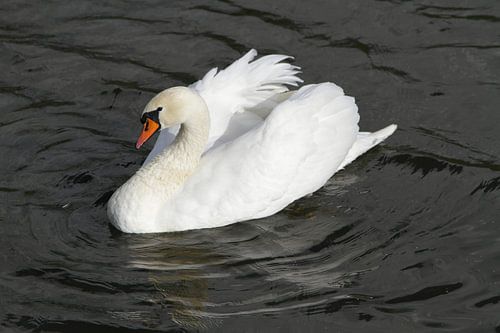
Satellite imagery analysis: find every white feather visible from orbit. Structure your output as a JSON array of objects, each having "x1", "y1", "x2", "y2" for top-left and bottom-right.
[
  {"x1": 337, "y1": 124, "x2": 397, "y2": 171},
  {"x1": 162, "y1": 83, "x2": 360, "y2": 229},
  {"x1": 145, "y1": 49, "x2": 302, "y2": 164}
]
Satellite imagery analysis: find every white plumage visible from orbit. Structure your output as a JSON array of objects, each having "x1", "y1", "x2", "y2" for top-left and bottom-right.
[
  {"x1": 108, "y1": 49, "x2": 396, "y2": 233},
  {"x1": 144, "y1": 50, "x2": 302, "y2": 164}
]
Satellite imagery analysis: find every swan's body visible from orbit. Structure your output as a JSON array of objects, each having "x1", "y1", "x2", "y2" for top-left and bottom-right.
[{"x1": 107, "y1": 50, "x2": 396, "y2": 233}]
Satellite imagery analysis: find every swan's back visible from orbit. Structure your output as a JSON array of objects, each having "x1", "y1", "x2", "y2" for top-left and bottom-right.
[{"x1": 162, "y1": 83, "x2": 359, "y2": 231}]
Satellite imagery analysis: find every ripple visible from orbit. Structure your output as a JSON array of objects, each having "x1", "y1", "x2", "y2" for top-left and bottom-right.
[
  {"x1": 385, "y1": 283, "x2": 463, "y2": 304},
  {"x1": 191, "y1": 3, "x2": 307, "y2": 34},
  {"x1": 377, "y1": 153, "x2": 463, "y2": 176},
  {"x1": 475, "y1": 295, "x2": 500, "y2": 308},
  {"x1": 470, "y1": 176, "x2": 500, "y2": 195},
  {"x1": 0, "y1": 36, "x2": 197, "y2": 84}
]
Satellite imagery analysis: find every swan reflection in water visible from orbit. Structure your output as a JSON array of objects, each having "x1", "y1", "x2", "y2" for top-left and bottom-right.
[{"x1": 116, "y1": 174, "x2": 376, "y2": 329}]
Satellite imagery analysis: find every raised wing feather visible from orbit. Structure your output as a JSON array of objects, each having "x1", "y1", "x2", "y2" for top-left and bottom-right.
[
  {"x1": 190, "y1": 49, "x2": 303, "y2": 148},
  {"x1": 144, "y1": 49, "x2": 302, "y2": 164},
  {"x1": 163, "y1": 83, "x2": 359, "y2": 230}
]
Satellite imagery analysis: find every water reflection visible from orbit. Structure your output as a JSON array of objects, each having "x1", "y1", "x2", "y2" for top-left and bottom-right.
[
  {"x1": 127, "y1": 238, "x2": 214, "y2": 328},
  {"x1": 115, "y1": 194, "x2": 379, "y2": 328}
]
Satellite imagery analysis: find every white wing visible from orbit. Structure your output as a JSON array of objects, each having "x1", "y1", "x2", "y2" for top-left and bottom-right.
[
  {"x1": 163, "y1": 83, "x2": 360, "y2": 230},
  {"x1": 190, "y1": 48, "x2": 302, "y2": 148},
  {"x1": 144, "y1": 49, "x2": 302, "y2": 164}
]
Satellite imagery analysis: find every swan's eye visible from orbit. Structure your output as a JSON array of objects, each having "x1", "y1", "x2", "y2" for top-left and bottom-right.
[{"x1": 140, "y1": 107, "x2": 162, "y2": 124}]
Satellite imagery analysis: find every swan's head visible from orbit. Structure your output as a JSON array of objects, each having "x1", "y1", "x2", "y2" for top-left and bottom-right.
[{"x1": 136, "y1": 87, "x2": 205, "y2": 149}]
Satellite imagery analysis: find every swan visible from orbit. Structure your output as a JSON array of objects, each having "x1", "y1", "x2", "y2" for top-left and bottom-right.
[{"x1": 107, "y1": 49, "x2": 396, "y2": 233}]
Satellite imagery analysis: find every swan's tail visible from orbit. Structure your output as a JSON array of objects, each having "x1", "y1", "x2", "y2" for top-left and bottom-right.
[{"x1": 337, "y1": 124, "x2": 397, "y2": 170}]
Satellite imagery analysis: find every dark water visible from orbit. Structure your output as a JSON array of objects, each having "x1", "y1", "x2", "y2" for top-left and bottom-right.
[{"x1": 1, "y1": 0, "x2": 499, "y2": 332}]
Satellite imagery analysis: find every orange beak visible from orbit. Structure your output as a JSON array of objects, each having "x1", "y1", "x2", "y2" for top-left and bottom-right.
[{"x1": 136, "y1": 118, "x2": 160, "y2": 149}]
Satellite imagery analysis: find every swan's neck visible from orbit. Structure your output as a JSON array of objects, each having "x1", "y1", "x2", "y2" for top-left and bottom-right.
[
  {"x1": 137, "y1": 110, "x2": 210, "y2": 191},
  {"x1": 107, "y1": 88, "x2": 210, "y2": 232}
]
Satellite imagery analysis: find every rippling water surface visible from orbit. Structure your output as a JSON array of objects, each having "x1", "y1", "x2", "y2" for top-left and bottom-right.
[{"x1": 1, "y1": 1, "x2": 499, "y2": 332}]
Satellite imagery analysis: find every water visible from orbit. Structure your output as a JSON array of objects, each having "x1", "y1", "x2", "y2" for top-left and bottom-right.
[{"x1": 1, "y1": 0, "x2": 499, "y2": 332}]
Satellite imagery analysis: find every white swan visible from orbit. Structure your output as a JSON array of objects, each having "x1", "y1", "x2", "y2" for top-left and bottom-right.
[{"x1": 107, "y1": 50, "x2": 396, "y2": 233}]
